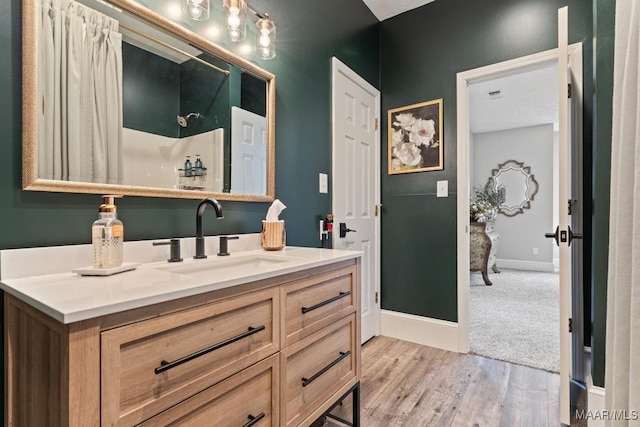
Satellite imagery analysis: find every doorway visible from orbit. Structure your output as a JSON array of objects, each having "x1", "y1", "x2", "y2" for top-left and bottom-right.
[
  {"x1": 456, "y1": 44, "x2": 586, "y2": 420},
  {"x1": 468, "y1": 62, "x2": 561, "y2": 373}
]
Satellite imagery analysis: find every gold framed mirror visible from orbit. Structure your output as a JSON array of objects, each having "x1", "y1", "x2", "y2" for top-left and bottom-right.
[{"x1": 22, "y1": 0, "x2": 275, "y2": 201}]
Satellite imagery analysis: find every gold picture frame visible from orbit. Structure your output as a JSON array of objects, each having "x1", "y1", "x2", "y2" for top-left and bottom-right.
[{"x1": 388, "y1": 98, "x2": 443, "y2": 174}]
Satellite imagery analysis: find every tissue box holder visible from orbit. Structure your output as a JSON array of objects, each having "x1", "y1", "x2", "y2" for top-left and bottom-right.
[{"x1": 261, "y1": 220, "x2": 285, "y2": 251}]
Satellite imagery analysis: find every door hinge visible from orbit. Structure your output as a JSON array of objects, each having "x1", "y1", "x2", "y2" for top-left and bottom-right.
[
  {"x1": 374, "y1": 204, "x2": 382, "y2": 217},
  {"x1": 568, "y1": 83, "x2": 572, "y2": 98},
  {"x1": 569, "y1": 318, "x2": 573, "y2": 333},
  {"x1": 375, "y1": 118, "x2": 379, "y2": 130},
  {"x1": 375, "y1": 292, "x2": 379, "y2": 304}
]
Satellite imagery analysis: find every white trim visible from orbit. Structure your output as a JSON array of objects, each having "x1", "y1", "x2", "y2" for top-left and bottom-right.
[
  {"x1": 495, "y1": 259, "x2": 556, "y2": 272},
  {"x1": 331, "y1": 57, "x2": 381, "y2": 339},
  {"x1": 586, "y1": 375, "x2": 606, "y2": 427},
  {"x1": 380, "y1": 310, "x2": 459, "y2": 353},
  {"x1": 456, "y1": 43, "x2": 584, "y2": 355}
]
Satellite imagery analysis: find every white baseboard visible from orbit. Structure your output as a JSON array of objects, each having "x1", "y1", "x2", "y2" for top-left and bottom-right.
[
  {"x1": 496, "y1": 258, "x2": 556, "y2": 272},
  {"x1": 380, "y1": 310, "x2": 459, "y2": 353},
  {"x1": 586, "y1": 375, "x2": 606, "y2": 427}
]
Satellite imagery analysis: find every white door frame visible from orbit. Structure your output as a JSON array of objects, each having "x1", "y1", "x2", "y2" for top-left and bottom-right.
[
  {"x1": 456, "y1": 44, "x2": 583, "y2": 352},
  {"x1": 331, "y1": 57, "x2": 381, "y2": 339},
  {"x1": 456, "y1": 43, "x2": 583, "y2": 419}
]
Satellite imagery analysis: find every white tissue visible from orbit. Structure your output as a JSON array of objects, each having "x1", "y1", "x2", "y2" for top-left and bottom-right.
[{"x1": 266, "y1": 199, "x2": 286, "y2": 221}]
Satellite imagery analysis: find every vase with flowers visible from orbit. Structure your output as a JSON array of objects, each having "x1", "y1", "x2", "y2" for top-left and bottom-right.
[
  {"x1": 469, "y1": 180, "x2": 506, "y2": 223},
  {"x1": 469, "y1": 180, "x2": 506, "y2": 284}
]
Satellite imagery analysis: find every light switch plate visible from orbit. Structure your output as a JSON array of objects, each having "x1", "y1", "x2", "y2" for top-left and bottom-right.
[
  {"x1": 319, "y1": 173, "x2": 328, "y2": 193},
  {"x1": 437, "y1": 180, "x2": 448, "y2": 197}
]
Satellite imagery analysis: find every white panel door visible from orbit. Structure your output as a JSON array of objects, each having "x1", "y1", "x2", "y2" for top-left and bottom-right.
[
  {"x1": 331, "y1": 57, "x2": 380, "y2": 344},
  {"x1": 231, "y1": 106, "x2": 267, "y2": 195}
]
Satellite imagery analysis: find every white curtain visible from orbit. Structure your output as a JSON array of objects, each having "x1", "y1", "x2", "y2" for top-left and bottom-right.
[
  {"x1": 605, "y1": 0, "x2": 640, "y2": 425},
  {"x1": 39, "y1": 0, "x2": 123, "y2": 184}
]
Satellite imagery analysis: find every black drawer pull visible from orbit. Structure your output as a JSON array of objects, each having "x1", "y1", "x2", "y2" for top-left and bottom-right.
[
  {"x1": 301, "y1": 351, "x2": 351, "y2": 387},
  {"x1": 154, "y1": 325, "x2": 266, "y2": 374},
  {"x1": 301, "y1": 291, "x2": 351, "y2": 314},
  {"x1": 243, "y1": 412, "x2": 265, "y2": 427}
]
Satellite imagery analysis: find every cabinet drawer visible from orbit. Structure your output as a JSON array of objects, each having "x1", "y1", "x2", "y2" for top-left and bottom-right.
[
  {"x1": 281, "y1": 314, "x2": 357, "y2": 427},
  {"x1": 137, "y1": 354, "x2": 279, "y2": 427},
  {"x1": 281, "y1": 265, "x2": 357, "y2": 347},
  {"x1": 101, "y1": 287, "x2": 280, "y2": 427}
]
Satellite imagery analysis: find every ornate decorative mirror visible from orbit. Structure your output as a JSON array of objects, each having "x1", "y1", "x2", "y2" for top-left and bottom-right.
[
  {"x1": 22, "y1": 0, "x2": 275, "y2": 201},
  {"x1": 491, "y1": 160, "x2": 539, "y2": 217}
]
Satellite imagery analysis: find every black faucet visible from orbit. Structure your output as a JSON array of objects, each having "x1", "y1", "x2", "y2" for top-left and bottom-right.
[{"x1": 194, "y1": 198, "x2": 224, "y2": 259}]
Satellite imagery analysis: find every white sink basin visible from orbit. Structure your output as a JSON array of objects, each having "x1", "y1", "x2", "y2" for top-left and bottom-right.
[{"x1": 154, "y1": 253, "x2": 301, "y2": 277}]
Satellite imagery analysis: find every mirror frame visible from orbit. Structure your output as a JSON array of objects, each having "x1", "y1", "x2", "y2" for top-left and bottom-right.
[
  {"x1": 491, "y1": 159, "x2": 539, "y2": 217},
  {"x1": 22, "y1": 0, "x2": 276, "y2": 201}
]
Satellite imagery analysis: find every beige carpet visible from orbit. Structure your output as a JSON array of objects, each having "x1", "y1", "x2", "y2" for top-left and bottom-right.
[{"x1": 469, "y1": 268, "x2": 560, "y2": 372}]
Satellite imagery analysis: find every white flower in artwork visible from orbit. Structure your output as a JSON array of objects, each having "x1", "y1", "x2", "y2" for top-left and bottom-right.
[
  {"x1": 391, "y1": 157, "x2": 403, "y2": 170},
  {"x1": 393, "y1": 142, "x2": 422, "y2": 167},
  {"x1": 393, "y1": 113, "x2": 416, "y2": 130},
  {"x1": 391, "y1": 128, "x2": 405, "y2": 149},
  {"x1": 409, "y1": 118, "x2": 436, "y2": 147}
]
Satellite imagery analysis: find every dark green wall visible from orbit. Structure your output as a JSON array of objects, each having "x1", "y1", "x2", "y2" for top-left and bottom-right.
[
  {"x1": 123, "y1": 43, "x2": 181, "y2": 137},
  {"x1": 248, "y1": 0, "x2": 381, "y2": 245},
  {"x1": 241, "y1": 72, "x2": 267, "y2": 117},
  {"x1": 123, "y1": 45, "x2": 231, "y2": 139},
  {"x1": 179, "y1": 53, "x2": 231, "y2": 138},
  {"x1": 591, "y1": 0, "x2": 615, "y2": 388},
  {"x1": 379, "y1": 0, "x2": 594, "y2": 323}
]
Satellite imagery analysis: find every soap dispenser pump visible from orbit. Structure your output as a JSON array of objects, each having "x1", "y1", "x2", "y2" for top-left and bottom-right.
[{"x1": 92, "y1": 195, "x2": 124, "y2": 269}]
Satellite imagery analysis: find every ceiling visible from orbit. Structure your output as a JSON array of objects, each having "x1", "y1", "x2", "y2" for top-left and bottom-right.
[
  {"x1": 362, "y1": 0, "x2": 436, "y2": 21},
  {"x1": 469, "y1": 62, "x2": 558, "y2": 134}
]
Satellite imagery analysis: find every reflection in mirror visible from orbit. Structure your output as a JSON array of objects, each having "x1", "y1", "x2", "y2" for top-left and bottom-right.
[
  {"x1": 490, "y1": 160, "x2": 539, "y2": 217},
  {"x1": 23, "y1": 0, "x2": 275, "y2": 201}
]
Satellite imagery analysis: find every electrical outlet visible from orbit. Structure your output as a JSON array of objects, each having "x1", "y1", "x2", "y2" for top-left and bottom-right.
[{"x1": 532, "y1": 247, "x2": 539, "y2": 255}]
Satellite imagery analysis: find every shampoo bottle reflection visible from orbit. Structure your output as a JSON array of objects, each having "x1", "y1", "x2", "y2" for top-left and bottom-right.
[
  {"x1": 184, "y1": 156, "x2": 193, "y2": 177},
  {"x1": 194, "y1": 155, "x2": 203, "y2": 176},
  {"x1": 92, "y1": 195, "x2": 124, "y2": 269}
]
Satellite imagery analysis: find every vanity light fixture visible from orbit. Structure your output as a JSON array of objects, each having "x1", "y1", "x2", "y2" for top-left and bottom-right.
[
  {"x1": 183, "y1": 0, "x2": 210, "y2": 21},
  {"x1": 223, "y1": 0, "x2": 247, "y2": 42},
  {"x1": 222, "y1": 0, "x2": 277, "y2": 59},
  {"x1": 255, "y1": 13, "x2": 276, "y2": 59},
  {"x1": 182, "y1": 0, "x2": 276, "y2": 59}
]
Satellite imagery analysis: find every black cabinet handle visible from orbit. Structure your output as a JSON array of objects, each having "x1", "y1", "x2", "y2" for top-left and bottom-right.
[
  {"x1": 155, "y1": 325, "x2": 266, "y2": 374},
  {"x1": 301, "y1": 291, "x2": 351, "y2": 314},
  {"x1": 302, "y1": 351, "x2": 351, "y2": 387},
  {"x1": 243, "y1": 412, "x2": 265, "y2": 427}
]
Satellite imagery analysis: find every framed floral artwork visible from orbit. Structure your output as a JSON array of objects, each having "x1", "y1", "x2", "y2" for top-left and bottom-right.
[{"x1": 388, "y1": 98, "x2": 443, "y2": 174}]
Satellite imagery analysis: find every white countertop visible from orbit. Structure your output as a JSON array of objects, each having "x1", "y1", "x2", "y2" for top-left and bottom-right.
[{"x1": 0, "y1": 246, "x2": 361, "y2": 324}]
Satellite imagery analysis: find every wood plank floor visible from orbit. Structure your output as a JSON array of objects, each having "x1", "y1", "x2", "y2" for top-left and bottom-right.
[{"x1": 326, "y1": 336, "x2": 587, "y2": 427}]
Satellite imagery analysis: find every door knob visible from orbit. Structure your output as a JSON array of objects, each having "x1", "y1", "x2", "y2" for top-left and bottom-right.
[
  {"x1": 545, "y1": 225, "x2": 583, "y2": 247},
  {"x1": 339, "y1": 222, "x2": 356, "y2": 238},
  {"x1": 545, "y1": 226, "x2": 560, "y2": 247},
  {"x1": 567, "y1": 225, "x2": 583, "y2": 246}
]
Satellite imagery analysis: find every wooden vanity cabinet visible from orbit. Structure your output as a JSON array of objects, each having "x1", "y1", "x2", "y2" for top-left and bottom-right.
[
  {"x1": 4, "y1": 258, "x2": 360, "y2": 427},
  {"x1": 101, "y1": 287, "x2": 280, "y2": 426}
]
